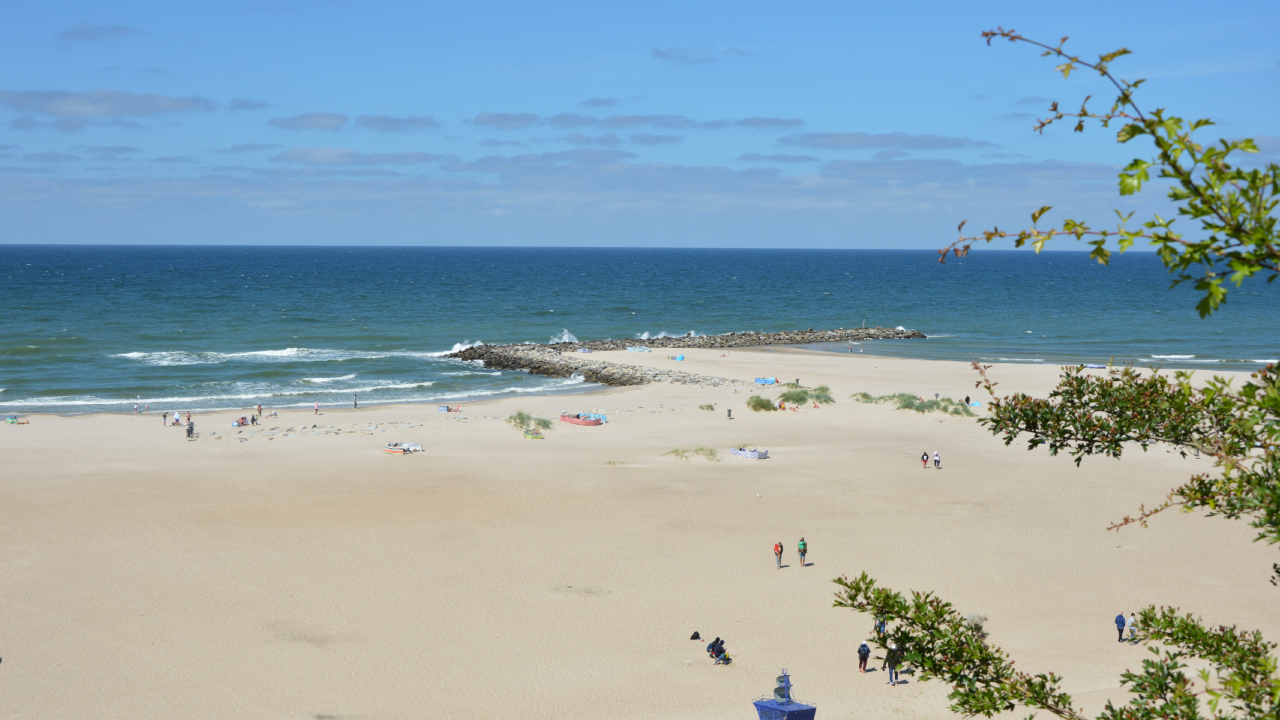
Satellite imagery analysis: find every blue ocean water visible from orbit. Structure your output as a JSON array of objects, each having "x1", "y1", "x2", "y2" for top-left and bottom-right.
[{"x1": 1, "y1": 246, "x2": 1277, "y2": 414}]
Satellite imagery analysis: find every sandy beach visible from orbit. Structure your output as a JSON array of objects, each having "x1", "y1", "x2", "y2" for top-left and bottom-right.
[{"x1": 2, "y1": 349, "x2": 1274, "y2": 720}]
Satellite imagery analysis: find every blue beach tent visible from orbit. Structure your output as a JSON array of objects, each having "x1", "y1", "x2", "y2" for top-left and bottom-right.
[{"x1": 753, "y1": 669, "x2": 816, "y2": 720}]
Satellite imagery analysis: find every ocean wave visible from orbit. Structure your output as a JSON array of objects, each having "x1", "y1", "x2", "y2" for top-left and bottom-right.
[
  {"x1": 304, "y1": 374, "x2": 357, "y2": 383},
  {"x1": 549, "y1": 329, "x2": 579, "y2": 344},
  {"x1": 421, "y1": 341, "x2": 486, "y2": 357},
  {"x1": 988, "y1": 357, "x2": 1045, "y2": 362},
  {"x1": 112, "y1": 347, "x2": 457, "y2": 366},
  {"x1": 635, "y1": 330, "x2": 699, "y2": 340},
  {"x1": 1144, "y1": 358, "x2": 1221, "y2": 364},
  {"x1": 1151, "y1": 354, "x2": 1195, "y2": 359},
  {"x1": 0, "y1": 376, "x2": 585, "y2": 411},
  {"x1": 1248, "y1": 359, "x2": 1279, "y2": 364}
]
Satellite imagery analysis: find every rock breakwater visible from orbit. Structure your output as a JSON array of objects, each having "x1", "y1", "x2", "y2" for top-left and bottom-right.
[{"x1": 446, "y1": 327, "x2": 925, "y2": 388}]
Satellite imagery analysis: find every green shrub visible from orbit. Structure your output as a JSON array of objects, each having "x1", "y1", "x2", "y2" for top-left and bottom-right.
[
  {"x1": 699, "y1": 403, "x2": 716, "y2": 411},
  {"x1": 811, "y1": 385, "x2": 835, "y2": 404},
  {"x1": 506, "y1": 410, "x2": 554, "y2": 431},
  {"x1": 746, "y1": 395, "x2": 777, "y2": 412},
  {"x1": 664, "y1": 447, "x2": 720, "y2": 462},
  {"x1": 778, "y1": 389, "x2": 810, "y2": 404},
  {"x1": 850, "y1": 392, "x2": 975, "y2": 417}
]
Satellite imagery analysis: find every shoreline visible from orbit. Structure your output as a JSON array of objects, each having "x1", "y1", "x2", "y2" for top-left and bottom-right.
[
  {"x1": 2, "y1": 347, "x2": 1273, "y2": 720},
  {"x1": 7, "y1": 344, "x2": 1260, "y2": 419}
]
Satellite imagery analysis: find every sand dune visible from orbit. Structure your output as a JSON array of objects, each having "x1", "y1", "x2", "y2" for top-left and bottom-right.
[{"x1": 1, "y1": 351, "x2": 1273, "y2": 719}]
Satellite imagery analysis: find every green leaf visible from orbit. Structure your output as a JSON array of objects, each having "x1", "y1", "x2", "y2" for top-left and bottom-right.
[{"x1": 1031, "y1": 206, "x2": 1053, "y2": 224}]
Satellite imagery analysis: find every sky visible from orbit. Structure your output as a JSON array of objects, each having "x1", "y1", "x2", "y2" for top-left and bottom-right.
[{"x1": 2, "y1": 0, "x2": 1277, "y2": 247}]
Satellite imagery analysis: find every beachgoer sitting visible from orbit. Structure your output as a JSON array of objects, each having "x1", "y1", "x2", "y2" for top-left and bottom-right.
[{"x1": 714, "y1": 650, "x2": 731, "y2": 665}]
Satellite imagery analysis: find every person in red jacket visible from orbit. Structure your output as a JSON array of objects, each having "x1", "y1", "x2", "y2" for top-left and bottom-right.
[{"x1": 774, "y1": 541, "x2": 783, "y2": 569}]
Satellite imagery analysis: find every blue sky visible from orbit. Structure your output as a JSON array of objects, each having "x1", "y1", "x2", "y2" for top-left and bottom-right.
[{"x1": 2, "y1": 0, "x2": 1277, "y2": 246}]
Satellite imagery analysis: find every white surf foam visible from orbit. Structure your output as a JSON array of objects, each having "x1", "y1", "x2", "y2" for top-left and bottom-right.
[
  {"x1": 635, "y1": 330, "x2": 699, "y2": 340},
  {"x1": 304, "y1": 374, "x2": 357, "y2": 383},
  {"x1": 422, "y1": 341, "x2": 486, "y2": 357},
  {"x1": 549, "y1": 329, "x2": 579, "y2": 344},
  {"x1": 1151, "y1": 354, "x2": 1195, "y2": 359}
]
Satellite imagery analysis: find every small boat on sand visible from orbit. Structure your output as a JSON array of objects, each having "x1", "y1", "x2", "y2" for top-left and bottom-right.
[{"x1": 560, "y1": 413, "x2": 603, "y2": 426}]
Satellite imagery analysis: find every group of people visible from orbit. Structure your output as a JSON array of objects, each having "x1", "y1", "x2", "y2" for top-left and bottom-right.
[
  {"x1": 856, "y1": 640, "x2": 904, "y2": 685},
  {"x1": 162, "y1": 411, "x2": 191, "y2": 427},
  {"x1": 772, "y1": 537, "x2": 808, "y2": 569},
  {"x1": 920, "y1": 450, "x2": 941, "y2": 469},
  {"x1": 697, "y1": 635, "x2": 730, "y2": 665},
  {"x1": 1115, "y1": 612, "x2": 1139, "y2": 643}
]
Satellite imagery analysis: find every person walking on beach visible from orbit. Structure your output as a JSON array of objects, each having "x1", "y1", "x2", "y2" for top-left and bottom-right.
[
  {"x1": 886, "y1": 644, "x2": 901, "y2": 686},
  {"x1": 353, "y1": 394, "x2": 358, "y2": 409},
  {"x1": 1115, "y1": 613, "x2": 1126, "y2": 642},
  {"x1": 933, "y1": 450, "x2": 941, "y2": 469},
  {"x1": 921, "y1": 451, "x2": 929, "y2": 469},
  {"x1": 315, "y1": 401, "x2": 319, "y2": 415},
  {"x1": 1126, "y1": 613, "x2": 1137, "y2": 643},
  {"x1": 162, "y1": 412, "x2": 168, "y2": 425},
  {"x1": 797, "y1": 537, "x2": 808, "y2": 567},
  {"x1": 185, "y1": 411, "x2": 191, "y2": 426},
  {"x1": 857, "y1": 641, "x2": 871, "y2": 673},
  {"x1": 134, "y1": 403, "x2": 138, "y2": 414},
  {"x1": 774, "y1": 541, "x2": 783, "y2": 569}
]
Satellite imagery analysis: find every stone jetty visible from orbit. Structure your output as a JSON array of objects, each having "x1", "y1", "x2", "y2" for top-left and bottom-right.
[{"x1": 446, "y1": 326, "x2": 925, "y2": 388}]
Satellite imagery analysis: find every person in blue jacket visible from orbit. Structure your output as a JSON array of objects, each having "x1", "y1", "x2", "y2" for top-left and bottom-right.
[{"x1": 1115, "y1": 613, "x2": 1126, "y2": 642}]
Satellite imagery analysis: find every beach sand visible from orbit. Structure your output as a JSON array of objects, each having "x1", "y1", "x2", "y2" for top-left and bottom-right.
[{"x1": 1, "y1": 351, "x2": 1274, "y2": 719}]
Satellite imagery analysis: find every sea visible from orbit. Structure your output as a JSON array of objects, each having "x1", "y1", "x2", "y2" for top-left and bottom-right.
[{"x1": 2, "y1": 246, "x2": 1277, "y2": 415}]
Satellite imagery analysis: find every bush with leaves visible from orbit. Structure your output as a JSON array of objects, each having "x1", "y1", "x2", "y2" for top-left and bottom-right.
[
  {"x1": 506, "y1": 410, "x2": 552, "y2": 433},
  {"x1": 835, "y1": 29, "x2": 1280, "y2": 720},
  {"x1": 851, "y1": 391, "x2": 974, "y2": 417}
]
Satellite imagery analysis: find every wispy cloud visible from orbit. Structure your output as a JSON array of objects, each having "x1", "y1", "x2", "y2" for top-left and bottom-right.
[
  {"x1": 228, "y1": 99, "x2": 269, "y2": 111},
  {"x1": 871, "y1": 149, "x2": 909, "y2": 160},
  {"x1": 738, "y1": 153, "x2": 819, "y2": 162},
  {"x1": 355, "y1": 114, "x2": 440, "y2": 132},
  {"x1": 470, "y1": 112, "x2": 539, "y2": 129},
  {"x1": 779, "y1": 131, "x2": 995, "y2": 150},
  {"x1": 1015, "y1": 96, "x2": 1054, "y2": 106},
  {"x1": 269, "y1": 147, "x2": 452, "y2": 165},
  {"x1": 480, "y1": 139, "x2": 526, "y2": 147},
  {"x1": 580, "y1": 97, "x2": 616, "y2": 107},
  {"x1": 561, "y1": 132, "x2": 623, "y2": 147},
  {"x1": 0, "y1": 89, "x2": 215, "y2": 120},
  {"x1": 601, "y1": 114, "x2": 698, "y2": 130},
  {"x1": 57, "y1": 22, "x2": 143, "y2": 46},
  {"x1": 79, "y1": 144, "x2": 142, "y2": 154},
  {"x1": 549, "y1": 112, "x2": 597, "y2": 128},
  {"x1": 214, "y1": 143, "x2": 282, "y2": 153},
  {"x1": 735, "y1": 117, "x2": 804, "y2": 129},
  {"x1": 630, "y1": 133, "x2": 682, "y2": 145},
  {"x1": 651, "y1": 45, "x2": 750, "y2": 66},
  {"x1": 268, "y1": 112, "x2": 349, "y2": 130},
  {"x1": 149, "y1": 156, "x2": 195, "y2": 163},
  {"x1": 78, "y1": 144, "x2": 143, "y2": 160},
  {"x1": 25, "y1": 151, "x2": 81, "y2": 163}
]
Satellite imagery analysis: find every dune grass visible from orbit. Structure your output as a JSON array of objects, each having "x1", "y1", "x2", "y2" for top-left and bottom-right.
[
  {"x1": 664, "y1": 447, "x2": 721, "y2": 462},
  {"x1": 777, "y1": 384, "x2": 835, "y2": 405},
  {"x1": 849, "y1": 392, "x2": 975, "y2": 417},
  {"x1": 605, "y1": 460, "x2": 625, "y2": 467},
  {"x1": 699, "y1": 403, "x2": 716, "y2": 411},
  {"x1": 506, "y1": 410, "x2": 554, "y2": 432},
  {"x1": 746, "y1": 395, "x2": 777, "y2": 412}
]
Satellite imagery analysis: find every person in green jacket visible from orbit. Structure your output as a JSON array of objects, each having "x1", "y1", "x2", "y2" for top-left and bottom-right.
[{"x1": 797, "y1": 537, "x2": 808, "y2": 567}]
